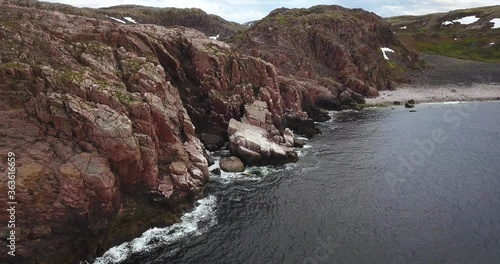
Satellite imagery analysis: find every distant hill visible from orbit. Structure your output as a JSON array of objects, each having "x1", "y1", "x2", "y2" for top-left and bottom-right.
[
  {"x1": 387, "y1": 5, "x2": 500, "y2": 62},
  {"x1": 7, "y1": 0, "x2": 246, "y2": 39}
]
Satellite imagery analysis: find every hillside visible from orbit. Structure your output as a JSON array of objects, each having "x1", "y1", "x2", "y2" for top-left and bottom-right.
[
  {"x1": 233, "y1": 5, "x2": 423, "y2": 101},
  {"x1": 387, "y1": 5, "x2": 500, "y2": 62},
  {"x1": 7, "y1": 0, "x2": 245, "y2": 39}
]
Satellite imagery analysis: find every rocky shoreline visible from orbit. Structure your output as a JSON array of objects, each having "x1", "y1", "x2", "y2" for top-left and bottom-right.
[
  {"x1": 0, "y1": 2, "x2": 457, "y2": 264},
  {"x1": 0, "y1": 3, "x2": 387, "y2": 263}
]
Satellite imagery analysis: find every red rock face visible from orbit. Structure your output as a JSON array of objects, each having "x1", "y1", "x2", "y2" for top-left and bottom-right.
[
  {"x1": 0, "y1": 3, "x2": 316, "y2": 262},
  {"x1": 235, "y1": 5, "x2": 421, "y2": 98},
  {"x1": 0, "y1": 3, "x2": 421, "y2": 263}
]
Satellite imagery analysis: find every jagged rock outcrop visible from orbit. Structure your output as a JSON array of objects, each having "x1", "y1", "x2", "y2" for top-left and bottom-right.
[
  {"x1": 0, "y1": 2, "x2": 313, "y2": 263},
  {"x1": 228, "y1": 101, "x2": 297, "y2": 165},
  {"x1": 0, "y1": 2, "x2": 424, "y2": 263},
  {"x1": 235, "y1": 5, "x2": 421, "y2": 100}
]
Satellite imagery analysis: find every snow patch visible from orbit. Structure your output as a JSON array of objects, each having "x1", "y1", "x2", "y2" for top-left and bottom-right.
[
  {"x1": 380, "y1": 47, "x2": 395, "y2": 60},
  {"x1": 490, "y1": 42, "x2": 495, "y2": 46},
  {"x1": 443, "y1": 16, "x2": 480, "y2": 26},
  {"x1": 108, "y1": 16, "x2": 126, "y2": 24},
  {"x1": 454, "y1": 16, "x2": 480, "y2": 25},
  {"x1": 491, "y1": 18, "x2": 500, "y2": 29},
  {"x1": 400, "y1": 26, "x2": 407, "y2": 29},
  {"x1": 124, "y1": 17, "x2": 137, "y2": 24},
  {"x1": 209, "y1": 34, "x2": 220, "y2": 40}
]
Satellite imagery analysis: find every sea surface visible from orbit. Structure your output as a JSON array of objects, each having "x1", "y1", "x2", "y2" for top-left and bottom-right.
[{"x1": 96, "y1": 101, "x2": 500, "y2": 264}]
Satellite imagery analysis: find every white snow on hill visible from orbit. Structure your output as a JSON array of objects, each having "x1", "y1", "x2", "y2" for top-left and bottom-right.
[
  {"x1": 108, "y1": 16, "x2": 126, "y2": 24},
  {"x1": 400, "y1": 26, "x2": 407, "y2": 29},
  {"x1": 124, "y1": 17, "x2": 138, "y2": 24},
  {"x1": 454, "y1": 16, "x2": 480, "y2": 25},
  {"x1": 209, "y1": 34, "x2": 220, "y2": 40},
  {"x1": 491, "y1": 18, "x2": 500, "y2": 29},
  {"x1": 442, "y1": 16, "x2": 480, "y2": 26},
  {"x1": 380, "y1": 47, "x2": 395, "y2": 60}
]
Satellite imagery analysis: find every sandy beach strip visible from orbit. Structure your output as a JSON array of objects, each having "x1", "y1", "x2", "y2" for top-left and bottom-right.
[{"x1": 366, "y1": 84, "x2": 500, "y2": 105}]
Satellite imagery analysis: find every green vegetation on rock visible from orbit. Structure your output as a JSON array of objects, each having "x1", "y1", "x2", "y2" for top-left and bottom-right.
[{"x1": 388, "y1": 5, "x2": 500, "y2": 62}]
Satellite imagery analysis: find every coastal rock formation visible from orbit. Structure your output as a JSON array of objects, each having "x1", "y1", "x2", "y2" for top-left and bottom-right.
[
  {"x1": 0, "y1": 2, "x2": 312, "y2": 262},
  {"x1": 235, "y1": 5, "x2": 421, "y2": 100},
  {"x1": 0, "y1": 1, "x2": 423, "y2": 263},
  {"x1": 228, "y1": 101, "x2": 298, "y2": 165}
]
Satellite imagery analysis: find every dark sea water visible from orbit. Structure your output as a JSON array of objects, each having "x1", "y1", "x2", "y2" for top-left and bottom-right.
[{"x1": 96, "y1": 101, "x2": 500, "y2": 264}]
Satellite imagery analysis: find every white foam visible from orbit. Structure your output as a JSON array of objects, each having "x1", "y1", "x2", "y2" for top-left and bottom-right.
[
  {"x1": 108, "y1": 16, "x2": 126, "y2": 24},
  {"x1": 94, "y1": 196, "x2": 218, "y2": 264},
  {"x1": 210, "y1": 155, "x2": 299, "y2": 184},
  {"x1": 210, "y1": 158, "x2": 263, "y2": 184},
  {"x1": 491, "y1": 18, "x2": 500, "y2": 29},
  {"x1": 380, "y1": 47, "x2": 395, "y2": 60},
  {"x1": 124, "y1": 17, "x2": 138, "y2": 24}
]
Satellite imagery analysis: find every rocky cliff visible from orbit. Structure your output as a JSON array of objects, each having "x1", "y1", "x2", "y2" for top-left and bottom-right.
[
  {"x1": 234, "y1": 5, "x2": 422, "y2": 100},
  {"x1": 0, "y1": 2, "x2": 318, "y2": 262},
  {"x1": 0, "y1": 2, "x2": 423, "y2": 263}
]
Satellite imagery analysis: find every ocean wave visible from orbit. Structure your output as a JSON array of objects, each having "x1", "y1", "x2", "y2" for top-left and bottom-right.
[
  {"x1": 94, "y1": 196, "x2": 218, "y2": 264},
  {"x1": 209, "y1": 157, "x2": 298, "y2": 184}
]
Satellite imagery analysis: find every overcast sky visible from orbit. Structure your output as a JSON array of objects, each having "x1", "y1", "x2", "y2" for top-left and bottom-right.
[{"x1": 43, "y1": 0, "x2": 500, "y2": 23}]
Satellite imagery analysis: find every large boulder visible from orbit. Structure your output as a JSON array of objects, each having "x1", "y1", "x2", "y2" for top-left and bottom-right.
[
  {"x1": 228, "y1": 118, "x2": 298, "y2": 165},
  {"x1": 220, "y1": 156, "x2": 245, "y2": 172}
]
